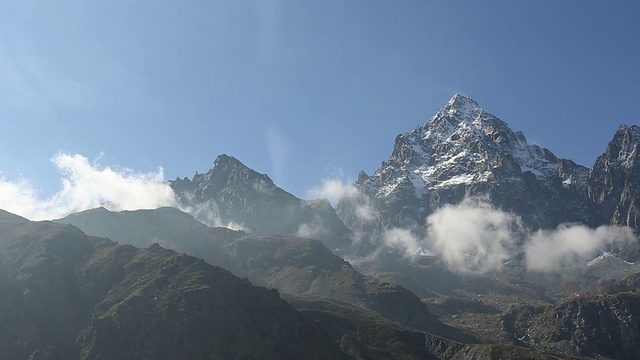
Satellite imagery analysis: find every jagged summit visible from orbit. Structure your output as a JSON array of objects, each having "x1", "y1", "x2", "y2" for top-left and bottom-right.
[
  {"x1": 212, "y1": 154, "x2": 251, "y2": 171},
  {"x1": 619, "y1": 123, "x2": 640, "y2": 134},
  {"x1": 178, "y1": 154, "x2": 277, "y2": 198},
  {"x1": 385, "y1": 95, "x2": 561, "y2": 196},
  {"x1": 446, "y1": 93, "x2": 479, "y2": 108},
  {"x1": 438, "y1": 93, "x2": 481, "y2": 119}
]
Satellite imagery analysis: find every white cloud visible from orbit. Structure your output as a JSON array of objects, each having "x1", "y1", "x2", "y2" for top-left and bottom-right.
[
  {"x1": 525, "y1": 224, "x2": 637, "y2": 272},
  {"x1": 306, "y1": 167, "x2": 360, "y2": 206},
  {"x1": 0, "y1": 153, "x2": 177, "y2": 220},
  {"x1": 383, "y1": 228, "x2": 422, "y2": 258},
  {"x1": 423, "y1": 199, "x2": 638, "y2": 274},
  {"x1": 426, "y1": 200, "x2": 524, "y2": 274},
  {"x1": 306, "y1": 178, "x2": 356, "y2": 206}
]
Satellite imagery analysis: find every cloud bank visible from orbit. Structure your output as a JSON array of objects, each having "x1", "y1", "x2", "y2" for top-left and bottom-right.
[
  {"x1": 525, "y1": 224, "x2": 636, "y2": 272},
  {"x1": 0, "y1": 153, "x2": 177, "y2": 220},
  {"x1": 383, "y1": 199, "x2": 638, "y2": 275}
]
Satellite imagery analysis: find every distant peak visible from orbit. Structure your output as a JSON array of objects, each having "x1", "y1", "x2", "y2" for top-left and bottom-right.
[
  {"x1": 426, "y1": 94, "x2": 484, "y2": 129},
  {"x1": 213, "y1": 154, "x2": 248, "y2": 170},
  {"x1": 447, "y1": 93, "x2": 480, "y2": 109},
  {"x1": 209, "y1": 154, "x2": 274, "y2": 184}
]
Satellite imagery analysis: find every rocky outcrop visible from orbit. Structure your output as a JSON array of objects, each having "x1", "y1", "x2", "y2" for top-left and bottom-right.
[{"x1": 504, "y1": 292, "x2": 640, "y2": 359}]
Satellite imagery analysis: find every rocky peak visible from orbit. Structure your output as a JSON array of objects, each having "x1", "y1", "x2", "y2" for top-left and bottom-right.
[
  {"x1": 588, "y1": 124, "x2": 640, "y2": 233},
  {"x1": 375, "y1": 95, "x2": 562, "y2": 198},
  {"x1": 212, "y1": 154, "x2": 254, "y2": 174},
  {"x1": 200, "y1": 154, "x2": 274, "y2": 189},
  {"x1": 439, "y1": 93, "x2": 481, "y2": 121},
  {"x1": 170, "y1": 154, "x2": 280, "y2": 206},
  {"x1": 425, "y1": 94, "x2": 516, "y2": 147},
  {"x1": 169, "y1": 154, "x2": 354, "y2": 252}
]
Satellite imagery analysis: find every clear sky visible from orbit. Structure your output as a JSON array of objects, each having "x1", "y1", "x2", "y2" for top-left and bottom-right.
[{"x1": 0, "y1": 1, "x2": 638, "y2": 206}]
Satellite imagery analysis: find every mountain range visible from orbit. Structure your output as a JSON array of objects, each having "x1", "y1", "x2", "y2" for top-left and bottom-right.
[{"x1": 2, "y1": 93, "x2": 639, "y2": 359}]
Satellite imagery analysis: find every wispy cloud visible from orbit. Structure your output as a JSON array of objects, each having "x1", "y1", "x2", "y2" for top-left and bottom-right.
[
  {"x1": 265, "y1": 127, "x2": 289, "y2": 184},
  {"x1": 306, "y1": 168, "x2": 356, "y2": 205},
  {"x1": 0, "y1": 153, "x2": 177, "y2": 220},
  {"x1": 178, "y1": 199, "x2": 247, "y2": 232}
]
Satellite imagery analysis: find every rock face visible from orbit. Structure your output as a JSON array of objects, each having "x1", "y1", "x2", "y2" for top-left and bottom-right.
[
  {"x1": 0, "y1": 210, "x2": 348, "y2": 359},
  {"x1": 337, "y1": 94, "x2": 592, "y2": 246},
  {"x1": 589, "y1": 124, "x2": 640, "y2": 229},
  {"x1": 169, "y1": 154, "x2": 354, "y2": 252}
]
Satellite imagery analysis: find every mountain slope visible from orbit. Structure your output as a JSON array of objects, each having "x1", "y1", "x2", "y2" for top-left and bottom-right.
[
  {"x1": 170, "y1": 154, "x2": 355, "y2": 252},
  {"x1": 0, "y1": 209, "x2": 348, "y2": 359},
  {"x1": 56, "y1": 207, "x2": 466, "y2": 340}
]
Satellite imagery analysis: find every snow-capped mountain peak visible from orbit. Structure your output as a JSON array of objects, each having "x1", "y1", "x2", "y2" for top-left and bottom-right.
[
  {"x1": 337, "y1": 94, "x2": 592, "y2": 236},
  {"x1": 388, "y1": 95, "x2": 561, "y2": 193}
]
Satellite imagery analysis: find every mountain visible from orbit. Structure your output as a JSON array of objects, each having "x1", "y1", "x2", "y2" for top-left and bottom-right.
[
  {"x1": 169, "y1": 154, "x2": 355, "y2": 253},
  {"x1": 588, "y1": 124, "x2": 640, "y2": 259},
  {"x1": 337, "y1": 94, "x2": 592, "y2": 244},
  {"x1": 0, "y1": 210, "x2": 348, "y2": 359},
  {"x1": 56, "y1": 207, "x2": 468, "y2": 341}
]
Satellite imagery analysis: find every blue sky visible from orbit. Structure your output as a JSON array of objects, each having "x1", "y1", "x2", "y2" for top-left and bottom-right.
[{"x1": 0, "y1": 1, "x2": 638, "y2": 208}]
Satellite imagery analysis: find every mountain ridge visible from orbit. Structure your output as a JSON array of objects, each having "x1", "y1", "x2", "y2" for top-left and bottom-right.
[
  {"x1": 0, "y1": 211, "x2": 349, "y2": 359},
  {"x1": 337, "y1": 94, "x2": 635, "y2": 251},
  {"x1": 169, "y1": 154, "x2": 356, "y2": 253}
]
